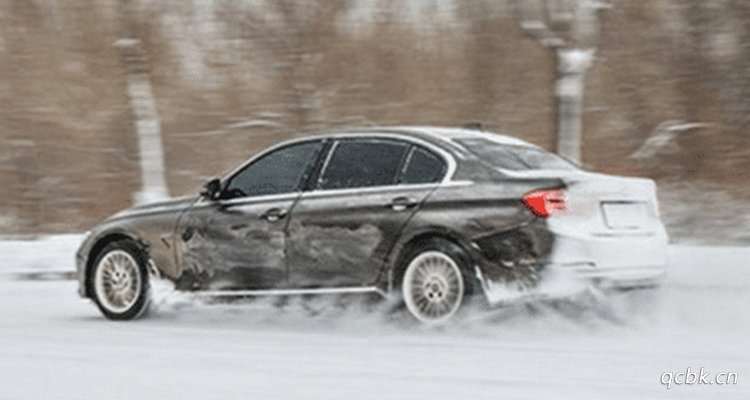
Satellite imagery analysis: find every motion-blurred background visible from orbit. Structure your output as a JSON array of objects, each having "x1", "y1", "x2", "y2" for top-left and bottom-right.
[{"x1": 1, "y1": 0, "x2": 748, "y2": 242}]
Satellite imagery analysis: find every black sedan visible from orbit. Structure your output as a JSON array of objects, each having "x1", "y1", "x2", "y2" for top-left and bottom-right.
[{"x1": 76, "y1": 126, "x2": 668, "y2": 323}]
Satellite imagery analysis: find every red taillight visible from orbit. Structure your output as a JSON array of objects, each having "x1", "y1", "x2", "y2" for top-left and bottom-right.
[{"x1": 522, "y1": 188, "x2": 567, "y2": 219}]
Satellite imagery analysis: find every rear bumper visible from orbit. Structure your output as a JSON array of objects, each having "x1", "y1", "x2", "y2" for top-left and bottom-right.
[
  {"x1": 470, "y1": 222, "x2": 669, "y2": 305},
  {"x1": 547, "y1": 225, "x2": 669, "y2": 289}
]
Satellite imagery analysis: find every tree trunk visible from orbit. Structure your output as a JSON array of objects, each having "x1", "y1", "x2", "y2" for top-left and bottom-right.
[
  {"x1": 115, "y1": 1, "x2": 168, "y2": 204},
  {"x1": 556, "y1": 48, "x2": 593, "y2": 163},
  {"x1": 517, "y1": 0, "x2": 603, "y2": 163}
]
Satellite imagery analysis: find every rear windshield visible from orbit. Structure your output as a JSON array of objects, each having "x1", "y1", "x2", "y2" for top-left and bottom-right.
[{"x1": 455, "y1": 138, "x2": 577, "y2": 171}]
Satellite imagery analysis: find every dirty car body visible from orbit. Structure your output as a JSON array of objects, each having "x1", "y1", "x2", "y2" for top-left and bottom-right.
[{"x1": 76, "y1": 126, "x2": 669, "y2": 314}]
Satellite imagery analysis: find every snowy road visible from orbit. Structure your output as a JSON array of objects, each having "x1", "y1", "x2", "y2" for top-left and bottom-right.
[{"x1": 1, "y1": 239, "x2": 748, "y2": 399}]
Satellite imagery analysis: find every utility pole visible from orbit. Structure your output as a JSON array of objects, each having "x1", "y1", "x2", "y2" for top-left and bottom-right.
[
  {"x1": 518, "y1": 0, "x2": 606, "y2": 163},
  {"x1": 115, "y1": 0, "x2": 169, "y2": 204}
]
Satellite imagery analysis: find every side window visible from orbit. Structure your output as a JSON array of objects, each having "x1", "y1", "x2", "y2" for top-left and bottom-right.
[
  {"x1": 317, "y1": 139, "x2": 409, "y2": 190},
  {"x1": 222, "y1": 141, "x2": 323, "y2": 199},
  {"x1": 399, "y1": 146, "x2": 447, "y2": 184}
]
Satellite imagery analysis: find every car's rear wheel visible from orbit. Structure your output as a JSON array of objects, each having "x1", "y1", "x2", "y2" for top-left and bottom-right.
[
  {"x1": 91, "y1": 240, "x2": 150, "y2": 320},
  {"x1": 401, "y1": 239, "x2": 472, "y2": 324}
]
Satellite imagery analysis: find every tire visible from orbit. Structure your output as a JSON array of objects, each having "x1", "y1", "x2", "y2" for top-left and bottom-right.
[
  {"x1": 90, "y1": 240, "x2": 150, "y2": 320},
  {"x1": 399, "y1": 238, "x2": 474, "y2": 324}
]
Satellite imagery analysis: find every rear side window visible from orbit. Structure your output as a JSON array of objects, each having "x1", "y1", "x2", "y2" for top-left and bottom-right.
[
  {"x1": 399, "y1": 147, "x2": 446, "y2": 184},
  {"x1": 318, "y1": 140, "x2": 409, "y2": 190}
]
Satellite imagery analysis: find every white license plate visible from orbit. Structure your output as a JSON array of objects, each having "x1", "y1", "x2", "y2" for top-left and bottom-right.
[{"x1": 602, "y1": 202, "x2": 648, "y2": 229}]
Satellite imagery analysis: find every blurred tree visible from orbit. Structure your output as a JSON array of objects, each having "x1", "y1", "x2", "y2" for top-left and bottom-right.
[
  {"x1": 115, "y1": 0, "x2": 169, "y2": 204},
  {"x1": 517, "y1": 0, "x2": 608, "y2": 163},
  {"x1": 215, "y1": 0, "x2": 351, "y2": 131}
]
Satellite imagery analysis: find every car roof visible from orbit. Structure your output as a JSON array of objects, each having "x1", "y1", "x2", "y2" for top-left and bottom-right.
[
  {"x1": 385, "y1": 126, "x2": 535, "y2": 147},
  {"x1": 317, "y1": 126, "x2": 537, "y2": 149}
]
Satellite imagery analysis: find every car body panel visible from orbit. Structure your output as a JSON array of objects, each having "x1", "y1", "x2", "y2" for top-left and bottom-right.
[
  {"x1": 174, "y1": 195, "x2": 297, "y2": 290},
  {"x1": 75, "y1": 197, "x2": 195, "y2": 297},
  {"x1": 388, "y1": 180, "x2": 560, "y2": 286},
  {"x1": 287, "y1": 184, "x2": 437, "y2": 287},
  {"x1": 76, "y1": 126, "x2": 670, "y2": 306},
  {"x1": 498, "y1": 168, "x2": 669, "y2": 287}
]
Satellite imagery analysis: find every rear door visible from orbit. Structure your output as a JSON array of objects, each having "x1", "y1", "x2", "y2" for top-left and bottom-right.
[{"x1": 286, "y1": 137, "x2": 448, "y2": 288}]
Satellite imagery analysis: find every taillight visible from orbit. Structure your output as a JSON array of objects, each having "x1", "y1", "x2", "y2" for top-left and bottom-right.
[{"x1": 522, "y1": 188, "x2": 567, "y2": 219}]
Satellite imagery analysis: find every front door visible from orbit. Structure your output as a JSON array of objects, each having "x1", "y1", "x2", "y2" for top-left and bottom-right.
[
  {"x1": 286, "y1": 138, "x2": 448, "y2": 287},
  {"x1": 176, "y1": 140, "x2": 324, "y2": 290}
]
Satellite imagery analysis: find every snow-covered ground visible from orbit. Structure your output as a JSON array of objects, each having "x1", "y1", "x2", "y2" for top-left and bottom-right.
[{"x1": 0, "y1": 237, "x2": 748, "y2": 399}]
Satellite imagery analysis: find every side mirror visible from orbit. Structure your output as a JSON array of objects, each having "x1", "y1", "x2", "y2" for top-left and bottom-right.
[{"x1": 201, "y1": 178, "x2": 221, "y2": 200}]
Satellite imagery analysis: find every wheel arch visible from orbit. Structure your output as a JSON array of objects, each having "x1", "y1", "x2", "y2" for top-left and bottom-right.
[
  {"x1": 386, "y1": 223, "x2": 552, "y2": 294},
  {"x1": 84, "y1": 232, "x2": 146, "y2": 298},
  {"x1": 387, "y1": 228, "x2": 477, "y2": 292}
]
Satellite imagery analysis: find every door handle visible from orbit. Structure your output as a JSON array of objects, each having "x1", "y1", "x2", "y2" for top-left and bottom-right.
[
  {"x1": 389, "y1": 196, "x2": 417, "y2": 212},
  {"x1": 260, "y1": 207, "x2": 287, "y2": 222}
]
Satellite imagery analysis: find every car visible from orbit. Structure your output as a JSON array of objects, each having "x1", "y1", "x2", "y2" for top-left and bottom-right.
[{"x1": 75, "y1": 126, "x2": 669, "y2": 323}]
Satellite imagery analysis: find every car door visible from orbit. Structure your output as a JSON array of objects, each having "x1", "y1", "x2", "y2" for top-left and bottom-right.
[
  {"x1": 175, "y1": 140, "x2": 325, "y2": 290},
  {"x1": 286, "y1": 137, "x2": 448, "y2": 288}
]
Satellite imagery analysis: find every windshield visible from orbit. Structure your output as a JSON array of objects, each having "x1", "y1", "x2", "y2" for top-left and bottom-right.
[{"x1": 455, "y1": 138, "x2": 578, "y2": 171}]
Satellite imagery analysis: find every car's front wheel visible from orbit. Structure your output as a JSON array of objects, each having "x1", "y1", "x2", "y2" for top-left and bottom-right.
[
  {"x1": 401, "y1": 240, "x2": 471, "y2": 324},
  {"x1": 91, "y1": 240, "x2": 150, "y2": 320}
]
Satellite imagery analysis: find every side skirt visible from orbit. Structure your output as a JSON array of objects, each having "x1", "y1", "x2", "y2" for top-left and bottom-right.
[{"x1": 192, "y1": 286, "x2": 388, "y2": 298}]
